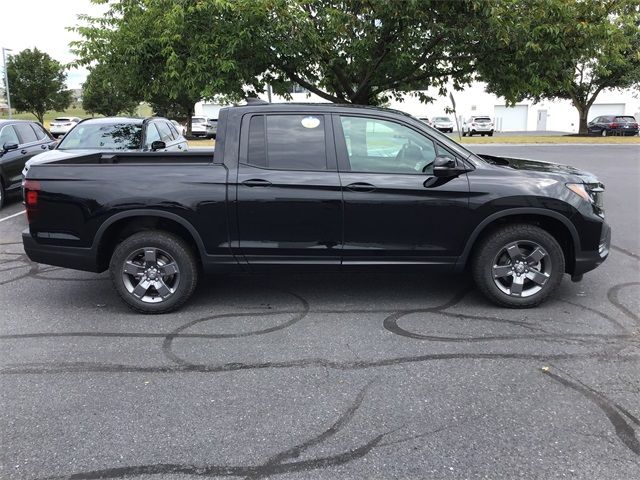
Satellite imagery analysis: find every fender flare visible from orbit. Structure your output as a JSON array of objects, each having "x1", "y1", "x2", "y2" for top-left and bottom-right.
[
  {"x1": 455, "y1": 207, "x2": 580, "y2": 270},
  {"x1": 92, "y1": 209, "x2": 207, "y2": 259}
]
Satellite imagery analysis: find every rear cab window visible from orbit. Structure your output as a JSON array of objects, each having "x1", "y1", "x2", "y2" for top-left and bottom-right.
[{"x1": 245, "y1": 114, "x2": 327, "y2": 171}]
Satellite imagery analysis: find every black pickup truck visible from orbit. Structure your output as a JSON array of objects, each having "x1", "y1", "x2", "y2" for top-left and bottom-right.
[{"x1": 22, "y1": 103, "x2": 610, "y2": 313}]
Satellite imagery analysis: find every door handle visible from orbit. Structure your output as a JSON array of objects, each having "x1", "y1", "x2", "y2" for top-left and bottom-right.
[
  {"x1": 21, "y1": 149, "x2": 28, "y2": 154},
  {"x1": 242, "y1": 179, "x2": 272, "y2": 187},
  {"x1": 345, "y1": 182, "x2": 376, "y2": 192},
  {"x1": 41, "y1": 145, "x2": 47, "y2": 149}
]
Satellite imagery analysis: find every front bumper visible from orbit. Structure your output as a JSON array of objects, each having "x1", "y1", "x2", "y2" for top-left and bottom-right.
[
  {"x1": 22, "y1": 230, "x2": 101, "y2": 273},
  {"x1": 573, "y1": 221, "x2": 611, "y2": 276}
]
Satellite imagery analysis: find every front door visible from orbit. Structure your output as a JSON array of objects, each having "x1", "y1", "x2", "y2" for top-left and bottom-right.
[
  {"x1": 235, "y1": 113, "x2": 342, "y2": 264},
  {"x1": 334, "y1": 114, "x2": 471, "y2": 264},
  {"x1": 537, "y1": 110, "x2": 547, "y2": 131}
]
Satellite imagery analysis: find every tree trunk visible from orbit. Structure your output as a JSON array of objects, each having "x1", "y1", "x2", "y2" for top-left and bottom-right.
[
  {"x1": 35, "y1": 111, "x2": 45, "y2": 125},
  {"x1": 575, "y1": 103, "x2": 589, "y2": 135},
  {"x1": 186, "y1": 104, "x2": 194, "y2": 137}
]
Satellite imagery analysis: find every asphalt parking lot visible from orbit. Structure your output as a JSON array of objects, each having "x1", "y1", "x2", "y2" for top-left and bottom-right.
[{"x1": 1, "y1": 145, "x2": 638, "y2": 479}]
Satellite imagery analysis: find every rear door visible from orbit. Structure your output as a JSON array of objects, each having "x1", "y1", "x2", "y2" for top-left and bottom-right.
[
  {"x1": 235, "y1": 112, "x2": 342, "y2": 264},
  {"x1": 334, "y1": 114, "x2": 471, "y2": 264}
]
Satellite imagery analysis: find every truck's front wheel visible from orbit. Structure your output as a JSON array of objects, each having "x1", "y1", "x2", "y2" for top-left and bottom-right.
[
  {"x1": 109, "y1": 231, "x2": 198, "y2": 314},
  {"x1": 471, "y1": 224, "x2": 564, "y2": 308}
]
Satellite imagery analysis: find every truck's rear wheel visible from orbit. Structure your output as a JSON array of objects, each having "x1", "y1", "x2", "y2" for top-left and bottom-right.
[
  {"x1": 471, "y1": 224, "x2": 564, "y2": 308},
  {"x1": 109, "y1": 231, "x2": 198, "y2": 314}
]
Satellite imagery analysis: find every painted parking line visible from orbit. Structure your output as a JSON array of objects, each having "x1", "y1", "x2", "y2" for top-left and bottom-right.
[{"x1": 0, "y1": 210, "x2": 26, "y2": 223}]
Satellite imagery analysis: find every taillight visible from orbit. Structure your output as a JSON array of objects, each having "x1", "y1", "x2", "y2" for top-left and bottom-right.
[
  {"x1": 610, "y1": 122, "x2": 619, "y2": 128},
  {"x1": 24, "y1": 179, "x2": 40, "y2": 223}
]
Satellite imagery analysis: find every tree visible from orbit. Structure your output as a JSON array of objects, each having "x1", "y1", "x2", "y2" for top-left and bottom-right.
[
  {"x1": 477, "y1": 0, "x2": 640, "y2": 134},
  {"x1": 72, "y1": 0, "x2": 269, "y2": 134},
  {"x1": 82, "y1": 63, "x2": 139, "y2": 116},
  {"x1": 6, "y1": 48, "x2": 71, "y2": 123},
  {"x1": 240, "y1": 0, "x2": 490, "y2": 105}
]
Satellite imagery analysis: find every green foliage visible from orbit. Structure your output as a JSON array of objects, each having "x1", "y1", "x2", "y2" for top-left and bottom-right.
[
  {"x1": 72, "y1": 0, "x2": 491, "y2": 114},
  {"x1": 82, "y1": 63, "x2": 139, "y2": 116},
  {"x1": 246, "y1": 0, "x2": 490, "y2": 105},
  {"x1": 6, "y1": 48, "x2": 72, "y2": 124},
  {"x1": 477, "y1": 0, "x2": 640, "y2": 133}
]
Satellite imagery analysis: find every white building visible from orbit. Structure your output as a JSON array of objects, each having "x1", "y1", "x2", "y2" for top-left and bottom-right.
[{"x1": 196, "y1": 81, "x2": 640, "y2": 133}]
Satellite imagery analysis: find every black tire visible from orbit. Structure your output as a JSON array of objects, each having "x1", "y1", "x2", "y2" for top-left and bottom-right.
[
  {"x1": 488, "y1": 132, "x2": 494, "y2": 137},
  {"x1": 601, "y1": 129, "x2": 607, "y2": 137},
  {"x1": 471, "y1": 224, "x2": 565, "y2": 308},
  {"x1": 462, "y1": 131, "x2": 467, "y2": 137},
  {"x1": 109, "y1": 230, "x2": 199, "y2": 314}
]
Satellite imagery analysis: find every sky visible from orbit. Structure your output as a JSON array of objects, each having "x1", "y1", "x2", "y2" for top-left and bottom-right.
[{"x1": 1, "y1": 0, "x2": 106, "y2": 89}]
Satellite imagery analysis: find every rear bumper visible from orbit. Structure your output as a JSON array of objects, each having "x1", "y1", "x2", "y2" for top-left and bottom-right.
[
  {"x1": 22, "y1": 230, "x2": 101, "y2": 273},
  {"x1": 573, "y1": 221, "x2": 611, "y2": 276}
]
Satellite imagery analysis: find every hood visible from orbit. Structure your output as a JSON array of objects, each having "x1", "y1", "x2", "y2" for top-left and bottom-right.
[{"x1": 478, "y1": 154, "x2": 600, "y2": 183}]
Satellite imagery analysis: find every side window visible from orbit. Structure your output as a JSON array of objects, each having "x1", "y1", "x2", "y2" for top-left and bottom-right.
[
  {"x1": 145, "y1": 124, "x2": 161, "y2": 146},
  {"x1": 13, "y1": 123, "x2": 38, "y2": 144},
  {"x1": 0, "y1": 125, "x2": 20, "y2": 146},
  {"x1": 339, "y1": 116, "x2": 437, "y2": 174},
  {"x1": 30, "y1": 123, "x2": 49, "y2": 140},
  {"x1": 156, "y1": 122, "x2": 175, "y2": 142},
  {"x1": 168, "y1": 122, "x2": 180, "y2": 138},
  {"x1": 246, "y1": 114, "x2": 327, "y2": 171}
]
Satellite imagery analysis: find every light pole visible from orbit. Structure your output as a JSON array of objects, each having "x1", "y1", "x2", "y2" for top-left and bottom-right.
[{"x1": 2, "y1": 47, "x2": 12, "y2": 118}]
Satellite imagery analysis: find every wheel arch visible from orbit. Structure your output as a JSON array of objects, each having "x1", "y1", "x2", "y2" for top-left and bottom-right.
[
  {"x1": 94, "y1": 210, "x2": 206, "y2": 271},
  {"x1": 456, "y1": 208, "x2": 580, "y2": 274}
]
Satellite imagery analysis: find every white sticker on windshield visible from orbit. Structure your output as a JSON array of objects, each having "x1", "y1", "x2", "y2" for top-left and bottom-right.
[{"x1": 301, "y1": 116, "x2": 320, "y2": 129}]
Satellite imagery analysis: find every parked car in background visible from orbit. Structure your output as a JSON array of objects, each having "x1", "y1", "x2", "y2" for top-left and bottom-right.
[
  {"x1": 191, "y1": 116, "x2": 217, "y2": 138},
  {"x1": 22, "y1": 117, "x2": 188, "y2": 177},
  {"x1": 432, "y1": 116, "x2": 454, "y2": 133},
  {"x1": 49, "y1": 117, "x2": 81, "y2": 138},
  {"x1": 171, "y1": 120, "x2": 187, "y2": 136},
  {"x1": 462, "y1": 116, "x2": 494, "y2": 136},
  {"x1": 587, "y1": 115, "x2": 639, "y2": 136},
  {"x1": 0, "y1": 120, "x2": 56, "y2": 208},
  {"x1": 418, "y1": 117, "x2": 432, "y2": 127}
]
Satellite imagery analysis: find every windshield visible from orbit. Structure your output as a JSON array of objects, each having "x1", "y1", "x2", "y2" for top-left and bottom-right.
[
  {"x1": 58, "y1": 123, "x2": 142, "y2": 150},
  {"x1": 433, "y1": 117, "x2": 451, "y2": 122},
  {"x1": 192, "y1": 117, "x2": 206, "y2": 123},
  {"x1": 474, "y1": 117, "x2": 491, "y2": 122}
]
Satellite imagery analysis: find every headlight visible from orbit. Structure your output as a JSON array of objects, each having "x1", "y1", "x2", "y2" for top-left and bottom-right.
[{"x1": 566, "y1": 183, "x2": 592, "y2": 203}]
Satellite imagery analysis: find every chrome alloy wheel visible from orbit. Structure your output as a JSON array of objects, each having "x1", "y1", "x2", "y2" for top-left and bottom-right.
[
  {"x1": 492, "y1": 241, "x2": 551, "y2": 298},
  {"x1": 121, "y1": 247, "x2": 180, "y2": 303}
]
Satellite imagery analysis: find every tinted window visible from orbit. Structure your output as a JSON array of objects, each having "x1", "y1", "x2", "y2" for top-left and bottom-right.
[
  {"x1": 246, "y1": 114, "x2": 327, "y2": 171},
  {"x1": 30, "y1": 123, "x2": 49, "y2": 140},
  {"x1": 58, "y1": 123, "x2": 143, "y2": 150},
  {"x1": 155, "y1": 122, "x2": 175, "y2": 142},
  {"x1": 339, "y1": 116, "x2": 437, "y2": 174},
  {"x1": 615, "y1": 116, "x2": 636, "y2": 123},
  {"x1": 0, "y1": 125, "x2": 20, "y2": 145},
  {"x1": 247, "y1": 115, "x2": 267, "y2": 167},
  {"x1": 474, "y1": 117, "x2": 491, "y2": 122},
  {"x1": 168, "y1": 122, "x2": 180, "y2": 138},
  {"x1": 13, "y1": 123, "x2": 38, "y2": 144}
]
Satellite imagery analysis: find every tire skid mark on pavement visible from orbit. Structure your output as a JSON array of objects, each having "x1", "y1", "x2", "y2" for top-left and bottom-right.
[
  {"x1": 2, "y1": 239, "x2": 640, "y2": 478},
  {"x1": 32, "y1": 382, "x2": 388, "y2": 480},
  {"x1": 543, "y1": 368, "x2": 640, "y2": 456}
]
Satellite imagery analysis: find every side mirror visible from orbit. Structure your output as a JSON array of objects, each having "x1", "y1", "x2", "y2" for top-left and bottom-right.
[
  {"x1": 3, "y1": 142, "x2": 18, "y2": 152},
  {"x1": 48, "y1": 142, "x2": 58, "y2": 150},
  {"x1": 433, "y1": 155, "x2": 457, "y2": 176},
  {"x1": 151, "y1": 140, "x2": 166, "y2": 151}
]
